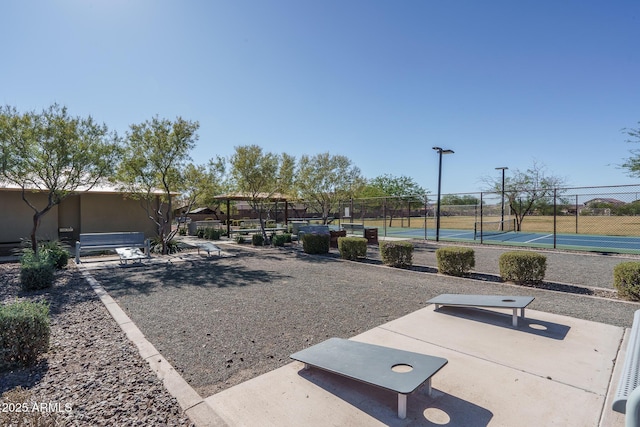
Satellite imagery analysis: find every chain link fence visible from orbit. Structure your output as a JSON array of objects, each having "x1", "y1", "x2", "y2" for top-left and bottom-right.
[{"x1": 334, "y1": 184, "x2": 640, "y2": 253}]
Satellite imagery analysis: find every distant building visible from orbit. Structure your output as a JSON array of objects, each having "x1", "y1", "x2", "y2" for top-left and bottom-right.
[{"x1": 0, "y1": 185, "x2": 163, "y2": 244}]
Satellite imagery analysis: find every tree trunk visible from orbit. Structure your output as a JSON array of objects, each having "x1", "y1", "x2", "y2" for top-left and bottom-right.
[
  {"x1": 259, "y1": 210, "x2": 268, "y2": 242},
  {"x1": 30, "y1": 213, "x2": 41, "y2": 254}
]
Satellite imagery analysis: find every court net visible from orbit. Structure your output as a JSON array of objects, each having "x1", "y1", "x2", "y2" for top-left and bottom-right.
[{"x1": 474, "y1": 218, "x2": 516, "y2": 240}]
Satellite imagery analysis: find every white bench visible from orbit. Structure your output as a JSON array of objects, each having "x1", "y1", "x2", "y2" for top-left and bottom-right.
[
  {"x1": 75, "y1": 232, "x2": 150, "y2": 264},
  {"x1": 194, "y1": 242, "x2": 221, "y2": 257},
  {"x1": 291, "y1": 338, "x2": 448, "y2": 419},
  {"x1": 612, "y1": 309, "x2": 640, "y2": 417},
  {"x1": 427, "y1": 294, "x2": 535, "y2": 327}
]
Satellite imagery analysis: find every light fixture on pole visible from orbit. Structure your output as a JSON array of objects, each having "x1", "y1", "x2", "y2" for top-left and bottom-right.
[
  {"x1": 432, "y1": 147, "x2": 454, "y2": 242},
  {"x1": 495, "y1": 167, "x2": 508, "y2": 230}
]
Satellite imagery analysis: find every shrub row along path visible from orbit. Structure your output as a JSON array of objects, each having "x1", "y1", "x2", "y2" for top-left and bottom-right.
[{"x1": 1, "y1": 241, "x2": 637, "y2": 425}]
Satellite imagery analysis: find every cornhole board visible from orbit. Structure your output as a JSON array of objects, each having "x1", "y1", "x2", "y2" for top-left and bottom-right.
[
  {"x1": 290, "y1": 337, "x2": 448, "y2": 419},
  {"x1": 427, "y1": 294, "x2": 535, "y2": 327}
]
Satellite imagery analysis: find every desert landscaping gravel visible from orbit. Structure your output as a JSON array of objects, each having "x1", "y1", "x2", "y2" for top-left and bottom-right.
[
  {"x1": 0, "y1": 264, "x2": 194, "y2": 427},
  {"x1": 1, "y1": 240, "x2": 640, "y2": 425}
]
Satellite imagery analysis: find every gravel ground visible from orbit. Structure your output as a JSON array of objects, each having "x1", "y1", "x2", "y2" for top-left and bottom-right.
[
  {"x1": 0, "y1": 264, "x2": 194, "y2": 427},
  {"x1": 2, "y1": 241, "x2": 639, "y2": 425},
  {"x1": 88, "y1": 242, "x2": 640, "y2": 399}
]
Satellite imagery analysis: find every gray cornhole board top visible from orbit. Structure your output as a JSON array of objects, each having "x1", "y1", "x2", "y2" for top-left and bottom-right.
[
  {"x1": 290, "y1": 337, "x2": 448, "y2": 394},
  {"x1": 427, "y1": 294, "x2": 535, "y2": 327},
  {"x1": 427, "y1": 294, "x2": 534, "y2": 309}
]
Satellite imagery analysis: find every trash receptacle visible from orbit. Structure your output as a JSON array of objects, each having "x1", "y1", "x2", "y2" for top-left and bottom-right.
[{"x1": 364, "y1": 227, "x2": 378, "y2": 244}]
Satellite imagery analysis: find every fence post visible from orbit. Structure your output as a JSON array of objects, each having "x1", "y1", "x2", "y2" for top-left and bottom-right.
[
  {"x1": 480, "y1": 192, "x2": 484, "y2": 244},
  {"x1": 424, "y1": 196, "x2": 428, "y2": 240},
  {"x1": 383, "y1": 197, "x2": 387, "y2": 237},
  {"x1": 553, "y1": 188, "x2": 557, "y2": 249},
  {"x1": 575, "y1": 194, "x2": 578, "y2": 234}
]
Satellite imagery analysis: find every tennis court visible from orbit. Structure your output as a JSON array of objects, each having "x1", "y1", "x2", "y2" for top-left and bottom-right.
[{"x1": 380, "y1": 226, "x2": 640, "y2": 254}]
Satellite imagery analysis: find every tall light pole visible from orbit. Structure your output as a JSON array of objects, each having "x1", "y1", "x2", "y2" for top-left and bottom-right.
[
  {"x1": 495, "y1": 167, "x2": 508, "y2": 230},
  {"x1": 432, "y1": 147, "x2": 454, "y2": 241}
]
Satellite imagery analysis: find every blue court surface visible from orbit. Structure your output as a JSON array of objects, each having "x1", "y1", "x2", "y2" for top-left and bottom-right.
[{"x1": 379, "y1": 226, "x2": 640, "y2": 254}]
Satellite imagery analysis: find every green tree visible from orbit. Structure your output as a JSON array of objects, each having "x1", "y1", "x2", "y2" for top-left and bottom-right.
[
  {"x1": 622, "y1": 122, "x2": 640, "y2": 176},
  {"x1": 176, "y1": 157, "x2": 227, "y2": 232},
  {"x1": 0, "y1": 104, "x2": 121, "y2": 253},
  {"x1": 295, "y1": 153, "x2": 364, "y2": 224},
  {"x1": 484, "y1": 161, "x2": 566, "y2": 231},
  {"x1": 229, "y1": 145, "x2": 294, "y2": 241},
  {"x1": 361, "y1": 174, "x2": 426, "y2": 226},
  {"x1": 440, "y1": 194, "x2": 480, "y2": 206},
  {"x1": 117, "y1": 116, "x2": 199, "y2": 254}
]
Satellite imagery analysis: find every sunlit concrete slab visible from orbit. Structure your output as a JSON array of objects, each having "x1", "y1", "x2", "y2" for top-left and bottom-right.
[{"x1": 202, "y1": 306, "x2": 626, "y2": 426}]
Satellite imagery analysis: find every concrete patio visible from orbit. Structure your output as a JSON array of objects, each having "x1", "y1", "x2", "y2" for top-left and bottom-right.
[{"x1": 203, "y1": 304, "x2": 627, "y2": 426}]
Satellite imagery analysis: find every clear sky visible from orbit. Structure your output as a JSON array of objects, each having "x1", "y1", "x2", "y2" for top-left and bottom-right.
[{"x1": 2, "y1": 0, "x2": 639, "y2": 195}]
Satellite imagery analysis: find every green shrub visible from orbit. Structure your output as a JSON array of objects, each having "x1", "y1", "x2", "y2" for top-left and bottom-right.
[
  {"x1": 499, "y1": 251, "x2": 546, "y2": 284},
  {"x1": 39, "y1": 240, "x2": 69, "y2": 269},
  {"x1": 252, "y1": 234, "x2": 265, "y2": 246},
  {"x1": 204, "y1": 227, "x2": 221, "y2": 240},
  {"x1": 150, "y1": 236, "x2": 182, "y2": 254},
  {"x1": 380, "y1": 241, "x2": 414, "y2": 268},
  {"x1": 436, "y1": 246, "x2": 475, "y2": 277},
  {"x1": 20, "y1": 258, "x2": 55, "y2": 291},
  {"x1": 0, "y1": 301, "x2": 50, "y2": 370},
  {"x1": 235, "y1": 235, "x2": 246, "y2": 244},
  {"x1": 614, "y1": 262, "x2": 640, "y2": 301},
  {"x1": 272, "y1": 234, "x2": 287, "y2": 247},
  {"x1": 338, "y1": 237, "x2": 367, "y2": 260},
  {"x1": 178, "y1": 228, "x2": 187, "y2": 236},
  {"x1": 283, "y1": 233, "x2": 292, "y2": 243},
  {"x1": 302, "y1": 233, "x2": 330, "y2": 254},
  {"x1": 196, "y1": 228, "x2": 205, "y2": 238}
]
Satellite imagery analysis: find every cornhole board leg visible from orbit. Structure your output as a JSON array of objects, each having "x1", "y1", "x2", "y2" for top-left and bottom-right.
[{"x1": 398, "y1": 394, "x2": 407, "y2": 419}]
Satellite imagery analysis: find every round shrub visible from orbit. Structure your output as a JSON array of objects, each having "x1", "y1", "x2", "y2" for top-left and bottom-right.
[
  {"x1": 252, "y1": 234, "x2": 265, "y2": 246},
  {"x1": 499, "y1": 251, "x2": 546, "y2": 284},
  {"x1": 379, "y1": 241, "x2": 414, "y2": 268},
  {"x1": 0, "y1": 301, "x2": 50, "y2": 369},
  {"x1": 337, "y1": 237, "x2": 367, "y2": 260},
  {"x1": 204, "y1": 227, "x2": 221, "y2": 240},
  {"x1": 39, "y1": 241, "x2": 69, "y2": 269},
  {"x1": 20, "y1": 260, "x2": 55, "y2": 291},
  {"x1": 614, "y1": 262, "x2": 640, "y2": 301},
  {"x1": 436, "y1": 246, "x2": 475, "y2": 277},
  {"x1": 235, "y1": 235, "x2": 246, "y2": 244},
  {"x1": 272, "y1": 234, "x2": 287, "y2": 247},
  {"x1": 150, "y1": 237, "x2": 182, "y2": 254},
  {"x1": 302, "y1": 233, "x2": 330, "y2": 254}
]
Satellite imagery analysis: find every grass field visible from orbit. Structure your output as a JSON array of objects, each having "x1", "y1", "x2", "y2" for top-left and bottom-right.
[{"x1": 357, "y1": 215, "x2": 640, "y2": 237}]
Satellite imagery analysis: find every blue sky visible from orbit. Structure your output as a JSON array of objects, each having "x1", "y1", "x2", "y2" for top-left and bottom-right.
[{"x1": 2, "y1": 0, "x2": 639, "y2": 195}]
